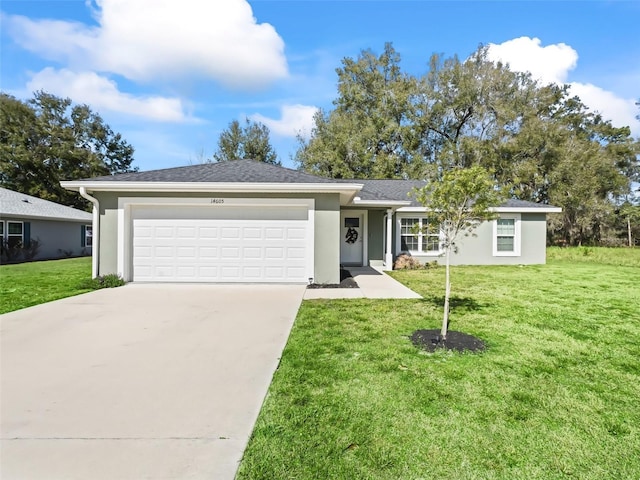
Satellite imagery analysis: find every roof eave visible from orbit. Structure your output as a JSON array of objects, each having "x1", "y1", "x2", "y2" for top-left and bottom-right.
[
  {"x1": 351, "y1": 198, "x2": 412, "y2": 208},
  {"x1": 0, "y1": 213, "x2": 91, "y2": 222},
  {"x1": 397, "y1": 206, "x2": 563, "y2": 213},
  {"x1": 492, "y1": 206, "x2": 562, "y2": 213},
  {"x1": 60, "y1": 181, "x2": 364, "y2": 205}
]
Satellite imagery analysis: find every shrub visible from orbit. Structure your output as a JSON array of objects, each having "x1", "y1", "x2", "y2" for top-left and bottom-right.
[
  {"x1": 393, "y1": 253, "x2": 422, "y2": 270},
  {"x1": 22, "y1": 238, "x2": 42, "y2": 261},
  {"x1": 79, "y1": 273, "x2": 125, "y2": 290}
]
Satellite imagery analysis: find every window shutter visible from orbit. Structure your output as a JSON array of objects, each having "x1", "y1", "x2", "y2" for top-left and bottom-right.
[
  {"x1": 81, "y1": 225, "x2": 86, "y2": 247},
  {"x1": 24, "y1": 222, "x2": 31, "y2": 247}
]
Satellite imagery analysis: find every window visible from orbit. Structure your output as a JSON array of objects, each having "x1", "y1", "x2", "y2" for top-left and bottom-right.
[
  {"x1": 344, "y1": 217, "x2": 360, "y2": 228},
  {"x1": 493, "y1": 214, "x2": 521, "y2": 256},
  {"x1": 82, "y1": 225, "x2": 93, "y2": 247},
  {"x1": 399, "y1": 217, "x2": 441, "y2": 254},
  {"x1": 6, "y1": 221, "x2": 23, "y2": 248}
]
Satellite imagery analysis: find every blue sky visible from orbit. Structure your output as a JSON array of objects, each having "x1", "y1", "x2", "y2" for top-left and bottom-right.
[{"x1": 1, "y1": 0, "x2": 639, "y2": 172}]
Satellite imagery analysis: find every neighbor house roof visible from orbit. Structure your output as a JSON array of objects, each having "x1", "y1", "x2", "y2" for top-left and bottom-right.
[{"x1": 0, "y1": 187, "x2": 92, "y2": 222}]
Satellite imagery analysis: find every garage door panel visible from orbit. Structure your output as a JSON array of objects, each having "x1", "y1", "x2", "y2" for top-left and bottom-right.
[
  {"x1": 132, "y1": 212, "x2": 310, "y2": 283},
  {"x1": 177, "y1": 226, "x2": 197, "y2": 238},
  {"x1": 198, "y1": 247, "x2": 218, "y2": 259},
  {"x1": 287, "y1": 247, "x2": 305, "y2": 259},
  {"x1": 242, "y1": 227, "x2": 263, "y2": 239},
  {"x1": 221, "y1": 227, "x2": 240, "y2": 239},
  {"x1": 199, "y1": 227, "x2": 219, "y2": 239},
  {"x1": 286, "y1": 227, "x2": 306, "y2": 239},
  {"x1": 243, "y1": 247, "x2": 262, "y2": 259}
]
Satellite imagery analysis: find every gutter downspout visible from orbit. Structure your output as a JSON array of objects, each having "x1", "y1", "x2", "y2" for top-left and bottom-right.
[{"x1": 79, "y1": 187, "x2": 99, "y2": 279}]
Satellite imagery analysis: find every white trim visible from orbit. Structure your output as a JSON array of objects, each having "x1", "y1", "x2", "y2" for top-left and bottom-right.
[
  {"x1": 395, "y1": 213, "x2": 442, "y2": 257},
  {"x1": 384, "y1": 209, "x2": 393, "y2": 270},
  {"x1": 396, "y1": 207, "x2": 430, "y2": 213},
  {"x1": 492, "y1": 213, "x2": 521, "y2": 256},
  {"x1": 79, "y1": 187, "x2": 100, "y2": 278},
  {"x1": 397, "y1": 206, "x2": 561, "y2": 214},
  {"x1": 61, "y1": 181, "x2": 361, "y2": 195},
  {"x1": 353, "y1": 198, "x2": 411, "y2": 207},
  {"x1": 117, "y1": 197, "x2": 315, "y2": 282},
  {"x1": 492, "y1": 206, "x2": 561, "y2": 213},
  {"x1": 6, "y1": 220, "x2": 24, "y2": 246}
]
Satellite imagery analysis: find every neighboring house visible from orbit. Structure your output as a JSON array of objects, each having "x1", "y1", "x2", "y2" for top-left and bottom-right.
[
  {"x1": 0, "y1": 187, "x2": 92, "y2": 264},
  {"x1": 61, "y1": 160, "x2": 561, "y2": 283}
]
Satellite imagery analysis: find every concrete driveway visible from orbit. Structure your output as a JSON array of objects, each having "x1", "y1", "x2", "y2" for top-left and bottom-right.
[{"x1": 0, "y1": 283, "x2": 305, "y2": 480}]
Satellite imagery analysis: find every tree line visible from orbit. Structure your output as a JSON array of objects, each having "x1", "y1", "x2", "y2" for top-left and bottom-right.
[
  {"x1": 295, "y1": 44, "x2": 640, "y2": 246},
  {"x1": 2, "y1": 44, "x2": 638, "y2": 246},
  {"x1": 1, "y1": 91, "x2": 136, "y2": 210}
]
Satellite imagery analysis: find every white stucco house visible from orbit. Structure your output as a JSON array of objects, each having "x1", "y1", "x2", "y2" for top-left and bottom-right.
[{"x1": 61, "y1": 160, "x2": 561, "y2": 283}]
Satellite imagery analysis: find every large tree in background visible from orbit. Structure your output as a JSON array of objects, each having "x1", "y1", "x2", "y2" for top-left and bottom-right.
[
  {"x1": 0, "y1": 91, "x2": 136, "y2": 209},
  {"x1": 296, "y1": 44, "x2": 640, "y2": 246},
  {"x1": 213, "y1": 118, "x2": 280, "y2": 165},
  {"x1": 296, "y1": 43, "x2": 423, "y2": 178}
]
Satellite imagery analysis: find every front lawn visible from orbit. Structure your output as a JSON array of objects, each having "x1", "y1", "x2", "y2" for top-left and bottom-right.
[
  {"x1": 0, "y1": 257, "x2": 93, "y2": 314},
  {"x1": 238, "y1": 248, "x2": 640, "y2": 479}
]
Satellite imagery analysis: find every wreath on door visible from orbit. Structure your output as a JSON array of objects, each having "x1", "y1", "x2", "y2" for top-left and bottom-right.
[{"x1": 345, "y1": 227, "x2": 359, "y2": 244}]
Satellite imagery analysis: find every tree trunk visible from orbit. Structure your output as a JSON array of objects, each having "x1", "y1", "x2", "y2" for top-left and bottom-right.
[
  {"x1": 628, "y1": 216, "x2": 632, "y2": 248},
  {"x1": 441, "y1": 246, "x2": 451, "y2": 340}
]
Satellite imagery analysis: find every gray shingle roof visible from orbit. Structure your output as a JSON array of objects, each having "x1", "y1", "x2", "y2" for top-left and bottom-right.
[
  {"x1": 83, "y1": 159, "x2": 337, "y2": 184},
  {"x1": 0, "y1": 187, "x2": 92, "y2": 222},
  {"x1": 346, "y1": 180, "x2": 557, "y2": 209},
  {"x1": 70, "y1": 160, "x2": 557, "y2": 210},
  {"x1": 352, "y1": 179, "x2": 427, "y2": 206}
]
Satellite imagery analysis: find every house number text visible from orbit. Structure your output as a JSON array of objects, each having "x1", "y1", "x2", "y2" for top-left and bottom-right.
[{"x1": 210, "y1": 198, "x2": 225, "y2": 204}]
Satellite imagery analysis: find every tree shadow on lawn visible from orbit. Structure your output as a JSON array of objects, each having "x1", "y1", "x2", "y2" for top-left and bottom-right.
[{"x1": 420, "y1": 295, "x2": 487, "y2": 313}]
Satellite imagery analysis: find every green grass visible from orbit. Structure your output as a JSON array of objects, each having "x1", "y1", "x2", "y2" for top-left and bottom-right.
[
  {"x1": 238, "y1": 249, "x2": 640, "y2": 480},
  {"x1": 0, "y1": 257, "x2": 93, "y2": 314}
]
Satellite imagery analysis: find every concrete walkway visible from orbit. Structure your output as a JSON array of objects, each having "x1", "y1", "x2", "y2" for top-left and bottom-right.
[
  {"x1": 1, "y1": 284, "x2": 305, "y2": 480},
  {"x1": 303, "y1": 266, "x2": 422, "y2": 299}
]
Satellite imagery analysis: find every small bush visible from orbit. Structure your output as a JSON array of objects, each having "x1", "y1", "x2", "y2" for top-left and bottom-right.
[
  {"x1": 79, "y1": 273, "x2": 125, "y2": 290},
  {"x1": 393, "y1": 253, "x2": 422, "y2": 270}
]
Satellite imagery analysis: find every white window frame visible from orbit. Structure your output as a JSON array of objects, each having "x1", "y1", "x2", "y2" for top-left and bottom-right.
[
  {"x1": 6, "y1": 221, "x2": 24, "y2": 248},
  {"x1": 493, "y1": 213, "x2": 521, "y2": 256},
  {"x1": 83, "y1": 225, "x2": 93, "y2": 248},
  {"x1": 396, "y1": 214, "x2": 442, "y2": 255}
]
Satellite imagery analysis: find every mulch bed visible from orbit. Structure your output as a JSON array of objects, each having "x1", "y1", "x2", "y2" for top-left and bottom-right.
[
  {"x1": 410, "y1": 329, "x2": 486, "y2": 353},
  {"x1": 307, "y1": 269, "x2": 359, "y2": 289}
]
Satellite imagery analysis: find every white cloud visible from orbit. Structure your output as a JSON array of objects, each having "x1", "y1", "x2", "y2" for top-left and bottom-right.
[
  {"x1": 251, "y1": 104, "x2": 319, "y2": 139},
  {"x1": 5, "y1": 0, "x2": 288, "y2": 89},
  {"x1": 487, "y1": 36, "x2": 578, "y2": 84},
  {"x1": 26, "y1": 68, "x2": 192, "y2": 122},
  {"x1": 569, "y1": 82, "x2": 638, "y2": 134},
  {"x1": 487, "y1": 37, "x2": 639, "y2": 135}
]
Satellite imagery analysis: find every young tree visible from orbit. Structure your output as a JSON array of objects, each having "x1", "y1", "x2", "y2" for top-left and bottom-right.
[
  {"x1": 0, "y1": 91, "x2": 136, "y2": 209},
  {"x1": 213, "y1": 118, "x2": 280, "y2": 165},
  {"x1": 414, "y1": 163, "x2": 502, "y2": 340}
]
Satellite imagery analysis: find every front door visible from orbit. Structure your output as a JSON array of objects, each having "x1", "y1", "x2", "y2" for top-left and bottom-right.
[{"x1": 340, "y1": 211, "x2": 364, "y2": 266}]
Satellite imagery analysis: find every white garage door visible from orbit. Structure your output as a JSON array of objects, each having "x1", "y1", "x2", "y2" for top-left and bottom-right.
[{"x1": 132, "y1": 207, "x2": 310, "y2": 283}]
